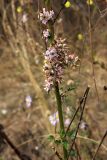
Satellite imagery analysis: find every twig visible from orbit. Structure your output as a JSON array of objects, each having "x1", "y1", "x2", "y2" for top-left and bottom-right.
[
  {"x1": 77, "y1": 135, "x2": 107, "y2": 152},
  {"x1": 0, "y1": 124, "x2": 31, "y2": 160},
  {"x1": 67, "y1": 87, "x2": 90, "y2": 160},
  {"x1": 52, "y1": 146, "x2": 63, "y2": 160},
  {"x1": 88, "y1": 3, "x2": 100, "y2": 104},
  {"x1": 74, "y1": 142, "x2": 81, "y2": 160},
  {"x1": 92, "y1": 130, "x2": 107, "y2": 160},
  {"x1": 65, "y1": 87, "x2": 90, "y2": 138},
  {"x1": 53, "y1": 0, "x2": 67, "y2": 24},
  {"x1": 74, "y1": 143, "x2": 81, "y2": 160}
]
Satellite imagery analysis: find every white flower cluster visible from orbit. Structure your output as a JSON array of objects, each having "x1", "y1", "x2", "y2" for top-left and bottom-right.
[
  {"x1": 43, "y1": 29, "x2": 50, "y2": 42},
  {"x1": 44, "y1": 47, "x2": 58, "y2": 61},
  {"x1": 38, "y1": 8, "x2": 78, "y2": 92},
  {"x1": 39, "y1": 8, "x2": 54, "y2": 25},
  {"x1": 43, "y1": 29, "x2": 50, "y2": 38},
  {"x1": 43, "y1": 39, "x2": 78, "y2": 92},
  {"x1": 38, "y1": 8, "x2": 54, "y2": 42}
]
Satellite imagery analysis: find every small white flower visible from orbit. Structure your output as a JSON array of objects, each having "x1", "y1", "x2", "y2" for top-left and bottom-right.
[
  {"x1": 49, "y1": 111, "x2": 59, "y2": 126},
  {"x1": 64, "y1": 118, "x2": 70, "y2": 127},
  {"x1": 43, "y1": 29, "x2": 50, "y2": 38},
  {"x1": 44, "y1": 79, "x2": 53, "y2": 92},
  {"x1": 48, "y1": 10, "x2": 54, "y2": 19},
  {"x1": 1, "y1": 109, "x2": 7, "y2": 115},
  {"x1": 35, "y1": 146, "x2": 39, "y2": 150},
  {"x1": 44, "y1": 47, "x2": 58, "y2": 61},
  {"x1": 80, "y1": 121, "x2": 88, "y2": 130},
  {"x1": 25, "y1": 95, "x2": 32, "y2": 108},
  {"x1": 22, "y1": 14, "x2": 28, "y2": 23}
]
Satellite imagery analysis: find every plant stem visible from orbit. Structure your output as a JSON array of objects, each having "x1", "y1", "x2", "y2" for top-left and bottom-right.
[
  {"x1": 44, "y1": 1, "x2": 68, "y2": 159},
  {"x1": 54, "y1": 82, "x2": 64, "y2": 130},
  {"x1": 54, "y1": 82, "x2": 68, "y2": 160},
  {"x1": 92, "y1": 130, "x2": 107, "y2": 160},
  {"x1": 0, "y1": 124, "x2": 31, "y2": 160},
  {"x1": 67, "y1": 87, "x2": 90, "y2": 160},
  {"x1": 65, "y1": 87, "x2": 90, "y2": 138}
]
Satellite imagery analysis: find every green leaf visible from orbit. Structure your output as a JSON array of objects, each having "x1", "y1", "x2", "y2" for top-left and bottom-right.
[
  {"x1": 67, "y1": 85, "x2": 76, "y2": 91},
  {"x1": 47, "y1": 135, "x2": 55, "y2": 141},
  {"x1": 67, "y1": 130, "x2": 76, "y2": 140},
  {"x1": 62, "y1": 140, "x2": 69, "y2": 150},
  {"x1": 67, "y1": 81, "x2": 80, "y2": 92},
  {"x1": 69, "y1": 149, "x2": 77, "y2": 157},
  {"x1": 59, "y1": 129, "x2": 65, "y2": 138}
]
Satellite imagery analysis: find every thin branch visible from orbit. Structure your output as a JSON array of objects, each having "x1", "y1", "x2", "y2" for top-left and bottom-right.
[
  {"x1": 0, "y1": 124, "x2": 31, "y2": 160},
  {"x1": 53, "y1": 0, "x2": 67, "y2": 24},
  {"x1": 92, "y1": 130, "x2": 107, "y2": 160},
  {"x1": 88, "y1": 3, "x2": 100, "y2": 104},
  {"x1": 65, "y1": 86, "x2": 90, "y2": 137},
  {"x1": 67, "y1": 87, "x2": 90, "y2": 160},
  {"x1": 77, "y1": 135, "x2": 107, "y2": 152},
  {"x1": 65, "y1": 105, "x2": 80, "y2": 137},
  {"x1": 52, "y1": 146, "x2": 63, "y2": 160},
  {"x1": 74, "y1": 142, "x2": 81, "y2": 160},
  {"x1": 15, "y1": 133, "x2": 107, "y2": 153}
]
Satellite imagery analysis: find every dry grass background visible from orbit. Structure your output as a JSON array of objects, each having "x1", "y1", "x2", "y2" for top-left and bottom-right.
[{"x1": 0, "y1": 0, "x2": 107, "y2": 159}]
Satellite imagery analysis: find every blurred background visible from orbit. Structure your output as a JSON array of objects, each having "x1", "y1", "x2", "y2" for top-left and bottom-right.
[{"x1": 0, "y1": 0, "x2": 107, "y2": 159}]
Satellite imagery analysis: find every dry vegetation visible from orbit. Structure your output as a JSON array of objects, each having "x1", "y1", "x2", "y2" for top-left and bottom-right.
[{"x1": 0, "y1": 0, "x2": 107, "y2": 160}]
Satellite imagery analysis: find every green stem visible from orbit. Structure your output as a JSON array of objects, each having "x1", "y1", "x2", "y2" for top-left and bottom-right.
[
  {"x1": 44, "y1": 1, "x2": 67, "y2": 159},
  {"x1": 54, "y1": 82, "x2": 68, "y2": 160}
]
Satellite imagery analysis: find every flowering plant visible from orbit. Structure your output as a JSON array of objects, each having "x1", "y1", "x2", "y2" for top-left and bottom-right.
[{"x1": 38, "y1": 1, "x2": 80, "y2": 160}]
